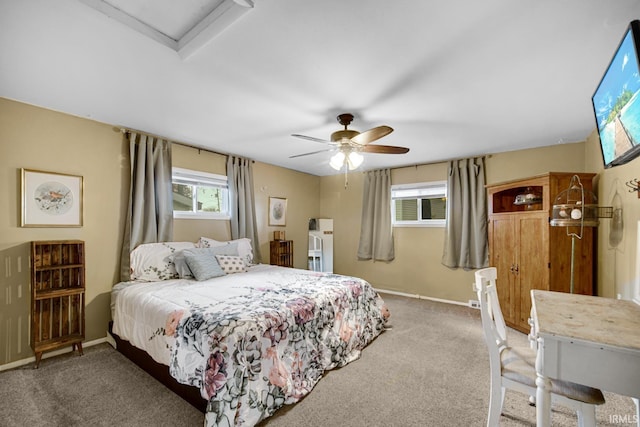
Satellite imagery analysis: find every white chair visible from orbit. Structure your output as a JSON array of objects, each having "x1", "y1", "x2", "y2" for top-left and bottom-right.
[{"x1": 474, "y1": 267, "x2": 605, "y2": 427}]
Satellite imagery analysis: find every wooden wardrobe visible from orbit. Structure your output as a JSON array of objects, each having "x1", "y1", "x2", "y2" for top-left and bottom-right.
[{"x1": 486, "y1": 172, "x2": 596, "y2": 333}]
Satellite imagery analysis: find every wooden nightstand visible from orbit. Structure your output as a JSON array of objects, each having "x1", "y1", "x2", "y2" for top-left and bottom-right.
[{"x1": 270, "y1": 240, "x2": 293, "y2": 268}]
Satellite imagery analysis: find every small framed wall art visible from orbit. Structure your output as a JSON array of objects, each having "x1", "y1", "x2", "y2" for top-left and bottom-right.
[
  {"x1": 268, "y1": 196, "x2": 287, "y2": 226},
  {"x1": 21, "y1": 168, "x2": 84, "y2": 227}
]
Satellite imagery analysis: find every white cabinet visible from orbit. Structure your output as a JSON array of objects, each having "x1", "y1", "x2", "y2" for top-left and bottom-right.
[{"x1": 308, "y1": 218, "x2": 333, "y2": 273}]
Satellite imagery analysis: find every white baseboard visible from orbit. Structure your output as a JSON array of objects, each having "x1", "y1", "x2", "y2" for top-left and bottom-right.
[
  {"x1": 105, "y1": 330, "x2": 116, "y2": 349},
  {"x1": 0, "y1": 337, "x2": 109, "y2": 372},
  {"x1": 375, "y1": 288, "x2": 470, "y2": 307}
]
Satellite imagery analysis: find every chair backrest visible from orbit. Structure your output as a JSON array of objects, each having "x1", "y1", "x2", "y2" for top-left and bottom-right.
[
  {"x1": 309, "y1": 234, "x2": 322, "y2": 251},
  {"x1": 474, "y1": 268, "x2": 509, "y2": 362}
]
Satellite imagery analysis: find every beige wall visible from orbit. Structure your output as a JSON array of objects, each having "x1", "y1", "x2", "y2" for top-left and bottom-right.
[
  {"x1": 585, "y1": 131, "x2": 640, "y2": 299},
  {"x1": 252, "y1": 162, "x2": 320, "y2": 268},
  {"x1": 321, "y1": 142, "x2": 591, "y2": 304},
  {"x1": 484, "y1": 143, "x2": 588, "y2": 184},
  {"x1": 0, "y1": 98, "x2": 128, "y2": 364}
]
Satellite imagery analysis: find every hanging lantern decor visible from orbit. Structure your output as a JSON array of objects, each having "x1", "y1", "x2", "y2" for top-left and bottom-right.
[
  {"x1": 549, "y1": 174, "x2": 614, "y2": 293},
  {"x1": 550, "y1": 175, "x2": 599, "y2": 232}
]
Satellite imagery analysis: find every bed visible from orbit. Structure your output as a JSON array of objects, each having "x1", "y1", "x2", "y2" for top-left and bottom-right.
[{"x1": 110, "y1": 239, "x2": 389, "y2": 427}]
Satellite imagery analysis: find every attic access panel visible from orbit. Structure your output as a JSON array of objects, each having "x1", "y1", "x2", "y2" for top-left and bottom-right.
[
  {"x1": 104, "y1": 0, "x2": 222, "y2": 41},
  {"x1": 79, "y1": 0, "x2": 254, "y2": 58}
]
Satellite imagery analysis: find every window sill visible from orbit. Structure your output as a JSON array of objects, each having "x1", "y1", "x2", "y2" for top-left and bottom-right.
[
  {"x1": 393, "y1": 221, "x2": 446, "y2": 228},
  {"x1": 173, "y1": 212, "x2": 230, "y2": 220}
]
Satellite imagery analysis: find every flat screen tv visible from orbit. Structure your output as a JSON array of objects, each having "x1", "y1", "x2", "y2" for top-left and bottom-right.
[{"x1": 592, "y1": 20, "x2": 640, "y2": 168}]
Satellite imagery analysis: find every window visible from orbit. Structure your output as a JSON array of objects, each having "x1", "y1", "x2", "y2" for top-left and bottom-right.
[
  {"x1": 172, "y1": 167, "x2": 230, "y2": 219},
  {"x1": 391, "y1": 181, "x2": 447, "y2": 227}
]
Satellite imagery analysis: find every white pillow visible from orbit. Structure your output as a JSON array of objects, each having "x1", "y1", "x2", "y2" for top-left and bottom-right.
[
  {"x1": 198, "y1": 237, "x2": 254, "y2": 265},
  {"x1": 130, "y1": 242, "x2": 197, "y2": 281}
]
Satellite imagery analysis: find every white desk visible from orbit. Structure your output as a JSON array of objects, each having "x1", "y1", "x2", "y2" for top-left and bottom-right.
[{"x1": 530, "y1": 290, "x2": 640, "y2": 427}]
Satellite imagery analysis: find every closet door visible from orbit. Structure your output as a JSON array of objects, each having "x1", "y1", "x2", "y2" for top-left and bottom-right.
[
  {"x1": 488, "y1": 216, "x2": 517, "y2": 326},
  {"x1": 515, "y1": 215, "x2": 549, "y2": 330}
]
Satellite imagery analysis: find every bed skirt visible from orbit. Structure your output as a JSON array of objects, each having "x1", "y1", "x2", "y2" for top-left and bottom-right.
[{"x1": 107, "y1": 321, "x2": 207, "y2": 413}]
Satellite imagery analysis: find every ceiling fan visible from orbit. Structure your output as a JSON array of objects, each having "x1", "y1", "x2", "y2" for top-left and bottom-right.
[{"x1": 290, "y1": 113, "x2": 410, "y2": 171}]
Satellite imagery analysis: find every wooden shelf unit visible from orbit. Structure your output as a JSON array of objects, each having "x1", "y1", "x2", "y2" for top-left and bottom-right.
[
  {"x1": 31, "y1": 240, "x2": 85, "y2": 367},
  {"x1": 270, "y1": 240, "x2": 293, "y2": 268},
  {"x1": 486, "y1": 173, "x2": 595, "y2": 333}
]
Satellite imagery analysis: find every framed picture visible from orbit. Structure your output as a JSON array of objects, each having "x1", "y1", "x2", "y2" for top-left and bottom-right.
[
  {"x1": 268, "y1": 197, "x2": 287, "y2": 226},
  {"x1": 21, "y1": 168, "x2": 83, "y2": 227}
]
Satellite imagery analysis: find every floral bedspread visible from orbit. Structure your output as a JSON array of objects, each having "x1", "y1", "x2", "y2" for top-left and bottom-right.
[{"x1": 112, "y1": 264, "x2": 389, "y2": 426}]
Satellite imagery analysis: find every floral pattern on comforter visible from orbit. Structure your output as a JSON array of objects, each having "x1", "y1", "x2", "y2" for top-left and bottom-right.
[{"x1": 123, "y1": 266, "x2": 388, "y2": 427}]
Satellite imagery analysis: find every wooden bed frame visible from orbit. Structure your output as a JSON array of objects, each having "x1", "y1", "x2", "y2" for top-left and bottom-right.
[{"x1": 108, "y1": 321, "x2": 207, "y2": 413}]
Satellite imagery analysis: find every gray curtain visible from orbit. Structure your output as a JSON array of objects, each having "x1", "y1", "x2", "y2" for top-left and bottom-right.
[
  {"x1": 119, "y1": 132, "x2": 173, "y2": 281},
  {"x1": 358, "y1": 169, "x2": 394, "y2": 262},
  {"x1": 441, "y1": 157, "x2": 488, "y2": 269},
  {"x1": 227, "y1": 155, "x2": 262, "y2": 263}
]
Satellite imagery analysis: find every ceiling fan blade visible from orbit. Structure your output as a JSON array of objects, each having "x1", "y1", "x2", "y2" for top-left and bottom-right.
[
  {"x1": 289, "y1": 148, "x2": 334, "y2": 158},
  {"x1": 361, "y1": 144, "x2": 409, "y2": 154},
  {"x1": 291, "y1": 134, "x2": 333, "y2": 144},
  {"x1": 350, "y1": 125, "x2": 393, "y2": 145}
]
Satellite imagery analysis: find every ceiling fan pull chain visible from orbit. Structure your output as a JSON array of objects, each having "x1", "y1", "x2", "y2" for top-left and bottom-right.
[{"x1": 344, "y1": 165, "x2": 349, "y2": 189}]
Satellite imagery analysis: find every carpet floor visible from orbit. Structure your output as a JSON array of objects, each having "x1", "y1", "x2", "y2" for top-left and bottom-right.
[{"x1": 1, "y1": 293, "x2": 636, "y2": 426}]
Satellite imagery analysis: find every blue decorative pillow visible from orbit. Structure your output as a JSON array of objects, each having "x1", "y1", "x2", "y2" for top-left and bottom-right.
[
  {"x1": 170, "y1": 251, "x2": 194, "y2": 279},
  {"x1": 183, "y1": 248, "x2": 229, "y2": 281}
]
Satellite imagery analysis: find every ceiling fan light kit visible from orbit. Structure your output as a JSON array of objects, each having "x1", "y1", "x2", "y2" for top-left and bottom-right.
[
  {"x1": 348, "y1": 152, "x2": 364, "y2": 169},
  {"x1": 330, "y1": 151, "x2": 364, "y2": 171},
  {"x1": 329, "y1": 151, "x2": 346, "y2": 170},
  {"x1": 290, "y1": 112, "x2": 409, "y2": 172}
]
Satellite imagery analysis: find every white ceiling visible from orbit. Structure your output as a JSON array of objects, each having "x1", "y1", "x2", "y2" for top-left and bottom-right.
[{"x1": 1, "y1": 0, "x2": 639, "y2": 176}]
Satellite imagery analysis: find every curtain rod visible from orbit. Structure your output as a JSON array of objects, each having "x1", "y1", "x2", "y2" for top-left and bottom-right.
[
  {"x1": 384, "y1": 154, "x2": 491, "y2": 172},
  {"x1": 119, "y1": 127, "x2": 250, "y2": 160}
]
